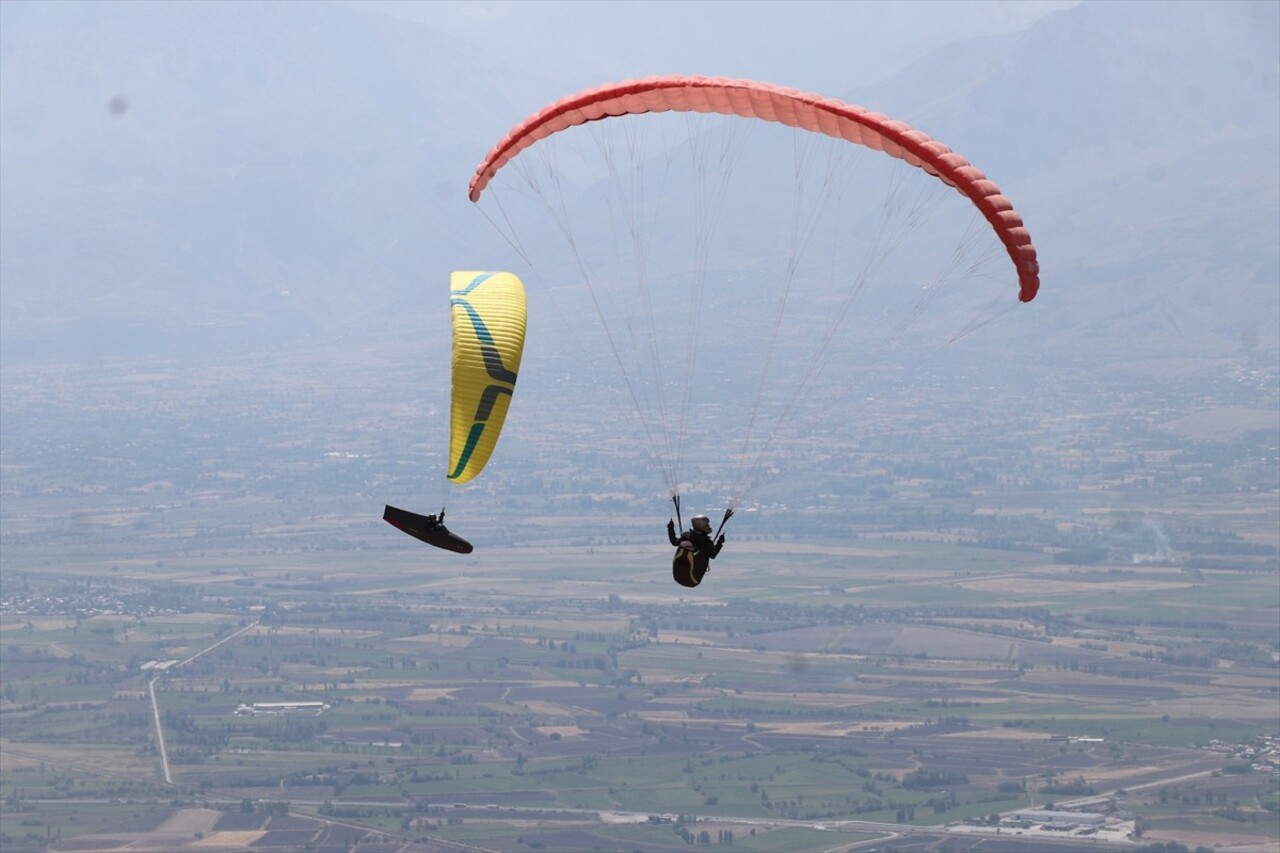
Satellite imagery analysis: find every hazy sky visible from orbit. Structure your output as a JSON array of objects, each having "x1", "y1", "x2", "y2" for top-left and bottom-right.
[
  {"x1": 2, "y1": 0, "x2": 1274, "y2": 364},
  {"x1": 340, "y1": 0, "x2": 1080, "y2": 94}
]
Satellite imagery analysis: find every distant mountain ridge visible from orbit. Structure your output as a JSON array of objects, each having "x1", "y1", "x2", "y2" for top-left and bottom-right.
[
  {"x1": 0, "y1": 0, "x2": 534, "y2": 358},
  {"x1": 1, "y1": 0, "x2": 1275, "y2": 369},
  {"x1": 853, "y1": 0, "x2": 1278, "y2": 367}
]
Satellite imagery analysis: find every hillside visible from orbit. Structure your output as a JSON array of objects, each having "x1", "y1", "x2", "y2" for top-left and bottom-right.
[{"x1": 1, "y1": 1, "x2": 1275, "y2": 372}]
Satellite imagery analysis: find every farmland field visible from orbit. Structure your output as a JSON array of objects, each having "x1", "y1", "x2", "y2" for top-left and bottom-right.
[
  {"x1": 3, "y1": 338, "x2": 1278, "y2": 852},
  {"x1": 2, "y1": 530, "x2": 1277, "y2": 852}
]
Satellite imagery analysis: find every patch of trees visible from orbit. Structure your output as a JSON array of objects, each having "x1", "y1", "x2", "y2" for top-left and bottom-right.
[
  {"x1": 318, "y1": 801, "x2": 405, "y2": 819},
  {"x1": 1184, "y1": 540, "x2": 1276, "y2": 556},
  {"x1": 1090, "y1": 613, "x2": 1227, "y2": 630},
  {"x1": 1186, "y1": 558, "x2": 1279, "y2": 571},
  {"x1": 1039, "y1": 776, "x2": 1096, "y2": 796},
  {"x1": 1209, "y1": 642, "x2": 1278, "y2": 667},
  {"x1": 901, "y1": 768, "x2": 969, "y2": 790}
]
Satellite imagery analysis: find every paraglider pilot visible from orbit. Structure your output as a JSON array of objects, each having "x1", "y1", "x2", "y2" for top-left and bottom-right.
[
  {"x1": 384, "y1": 505, "x2": 474, "y2": 554},
  {"x1": 668, "y1": 513, "x2": 728, "y2": 588}
]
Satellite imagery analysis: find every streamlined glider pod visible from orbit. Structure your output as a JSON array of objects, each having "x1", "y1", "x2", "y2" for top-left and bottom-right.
[{"x1": 383, "y1": 505, "x2": 474, "y2": 554}]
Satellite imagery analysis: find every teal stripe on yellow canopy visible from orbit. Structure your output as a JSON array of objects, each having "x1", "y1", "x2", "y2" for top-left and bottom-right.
[{"x1": 448, "y1": 271, "x2": 527, "y2": 483}]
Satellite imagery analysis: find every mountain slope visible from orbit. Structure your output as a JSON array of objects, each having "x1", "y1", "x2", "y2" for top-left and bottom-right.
[{"x1": 1, "y1": 0, "x2": 1275, "y2": 369}]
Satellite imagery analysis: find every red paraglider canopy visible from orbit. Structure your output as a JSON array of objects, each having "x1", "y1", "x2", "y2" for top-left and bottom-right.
[{"x1": 468, "y1": 75, "x2": 1038, "y2": 302}]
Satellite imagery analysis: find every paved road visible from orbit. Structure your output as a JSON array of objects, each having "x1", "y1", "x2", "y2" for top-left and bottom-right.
[
  {"x1": 148, "y1": 674, "x2": 172, "y2": 785},
  {"x1": 151, "y1": 619, "x2": 260, "y2": 785}
]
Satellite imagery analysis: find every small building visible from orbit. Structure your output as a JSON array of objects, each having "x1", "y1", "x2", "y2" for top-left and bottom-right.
[
  {"x1": 140, "y1": 659, "x2": 179, "y2": 672},
  {"x1": 235, "y1": 701, "x2": 328, "y2": 716},
  {"x1": 1010, "y1": 810, "x2": 1106, "y2": 828}
]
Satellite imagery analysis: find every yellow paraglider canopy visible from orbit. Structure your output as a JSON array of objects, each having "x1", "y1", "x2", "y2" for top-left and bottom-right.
[{"x1": 447, "y1": 271, "x2": 527, "y2": 483}]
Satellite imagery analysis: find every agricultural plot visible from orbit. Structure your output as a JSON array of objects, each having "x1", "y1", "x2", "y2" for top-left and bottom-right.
[{"x1": 4, "y1": 544, "x2": 1277, "y2": 852}]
